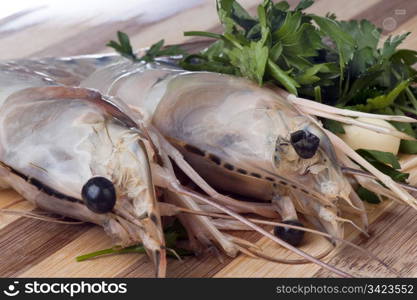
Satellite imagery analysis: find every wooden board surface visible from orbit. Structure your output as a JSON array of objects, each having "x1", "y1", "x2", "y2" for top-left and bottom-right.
[{"x1": 1, "y1": 0, "x2": 417, "y2": 278}]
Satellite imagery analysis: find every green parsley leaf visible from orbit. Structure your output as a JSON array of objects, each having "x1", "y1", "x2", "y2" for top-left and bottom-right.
[
  {"x1": 107, "y1": 31, "x2": 137, "y2": 61},
  {"x1": 107, "y1": 31, "x2": 185, "y2": 63},
  {"x1": 356, "y1": 149, "x2": 409, "y2": 183},
  {"x1": 323, "y1": 119, "x2": 345, "y2": 134},
  {"x1": 228, "y1": 41, "x2": 269, "y2": 84},
  {"x1": 356, "y1": 149, "x2": 401, "y2": 169},
  {"x1": 295, "y1": 0, "x2": 314, "y2": 11},
  {"x1": 339, "y1": 20, "x2": 380, "y2": 77},
  {"x1": 390, "y1": 108, "x2": 417, "y2": 154},
  {"x1": 267, "y1": 60, "x2": 300, "y2": 94},
  {"x1": 310, "y1": 15, "x2": 356, "y2": 76},
  {"x1": 356, "y1": 186, "x2": 381, "y2": 204},
  {"x1": 381, "y1": 33, "x2": 411, "y2": 60},
  {"x1": 141, "y1": 40, "x2": 186, "y2": 62},
  {"x1": 349, "y1": 79, "x2": 410, "y2": 112},
  {"x1": 295, "y1": 62, "x2": 337, "y2": 85}
]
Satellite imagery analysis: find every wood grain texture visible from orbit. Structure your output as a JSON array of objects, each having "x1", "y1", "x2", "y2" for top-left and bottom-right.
[
  {"x1": 314, "y1": 203, "x2": 417, "y2": 277},
  {"x1": 1, "y1": 0, "x2": 417, "y2": 278},
  {"x1": 0, "y1": 217, "x2": 91, "y2": 277}
]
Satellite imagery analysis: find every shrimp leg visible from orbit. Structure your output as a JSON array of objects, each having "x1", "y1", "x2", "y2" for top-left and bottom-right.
[
  {"x1": 151, "y1": 160, "x2": 353, "y2": 277},
  {"x1": 148, "y1": 125, "x2": 278, "y2": 218}
]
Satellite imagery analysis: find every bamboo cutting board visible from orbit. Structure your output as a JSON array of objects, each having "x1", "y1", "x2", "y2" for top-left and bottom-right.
[{"x1": 1, "y1": 0, "x2": 417, "y2": 278}]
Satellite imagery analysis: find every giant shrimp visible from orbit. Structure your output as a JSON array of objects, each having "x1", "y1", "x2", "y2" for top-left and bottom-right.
[{"x1": 81, "y1": 62, "x2": 352, "y2": 242}]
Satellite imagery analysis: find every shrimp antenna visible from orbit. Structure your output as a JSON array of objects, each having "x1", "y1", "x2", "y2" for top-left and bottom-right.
[
  {"x1": 0, "y1": 209, "x2": 85, "y2": 224},
  {"x1": 172, "y1": 185, "x2": 353, "y2": 277}
]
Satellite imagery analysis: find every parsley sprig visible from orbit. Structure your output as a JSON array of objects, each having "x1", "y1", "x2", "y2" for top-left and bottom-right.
[
  {"x1": 180, "y1": 0, "x2": 355, "y2": 95},
  {"x1": 181, "y1": 0, "x2": 417, "y2": 115}
]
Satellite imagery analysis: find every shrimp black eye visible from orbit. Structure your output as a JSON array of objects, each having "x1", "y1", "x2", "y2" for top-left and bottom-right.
[
  {"x1": 290, "y1": 130, "x2": 320, "y2": 159},
  {"x1": 82, "y1": 177, "x2": 116, "y2": 214},
  {"x1": 274, "y1": 220, "x2": 305, "y2": 246}
]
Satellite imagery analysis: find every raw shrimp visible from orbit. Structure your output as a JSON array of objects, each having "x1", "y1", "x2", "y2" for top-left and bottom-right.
[
  {"x1": 79, "y1": 60, "x2": 362, "y2": 243},
  {"x1": 0, "y1": 69, "x2": 168, "y2": 276}
]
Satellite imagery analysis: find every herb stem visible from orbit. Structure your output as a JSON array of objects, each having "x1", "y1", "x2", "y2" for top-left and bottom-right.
[
  {"x1": 222, "y1": 33, "x2": 244, "y2": 49},
  {"x1": 267, "y1": 59, "x2": 298, "y2": 95},
  {"x1": 314, "y1": 86, "x2": 322, "y2": 103},
  {"x1": 392, "y1": 69, "x2": 417, "y2": 111},
  {"x1": 396, "y1": 104, "x2": 417, "y2": 116},
  {"x1": 76, "y1": 248, "x2": 117, "y2": 262},
  {"x1": 406, "y1": 87, "x2": 417, "y2": 111},
  {"x1": 184, "y1": 31, "x2": 223, "y2": 39},
  {"x1": 76, "y1": 245, "x2": 147, "y2": 262}
]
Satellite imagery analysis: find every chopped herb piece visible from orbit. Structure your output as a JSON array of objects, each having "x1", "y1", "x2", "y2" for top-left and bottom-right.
[
  {"x1": 356, "y1": 186, "x2": 381, "y2": 204},
  {"x1": 357, "y1": 149, "x2": 409, "y2": 182},
  {"x1": 76, "y1": 222, "x2": 192, "y2": 262},
  {"x1": 107, "y1": 31, "x2": 185, "y2": 63}
]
